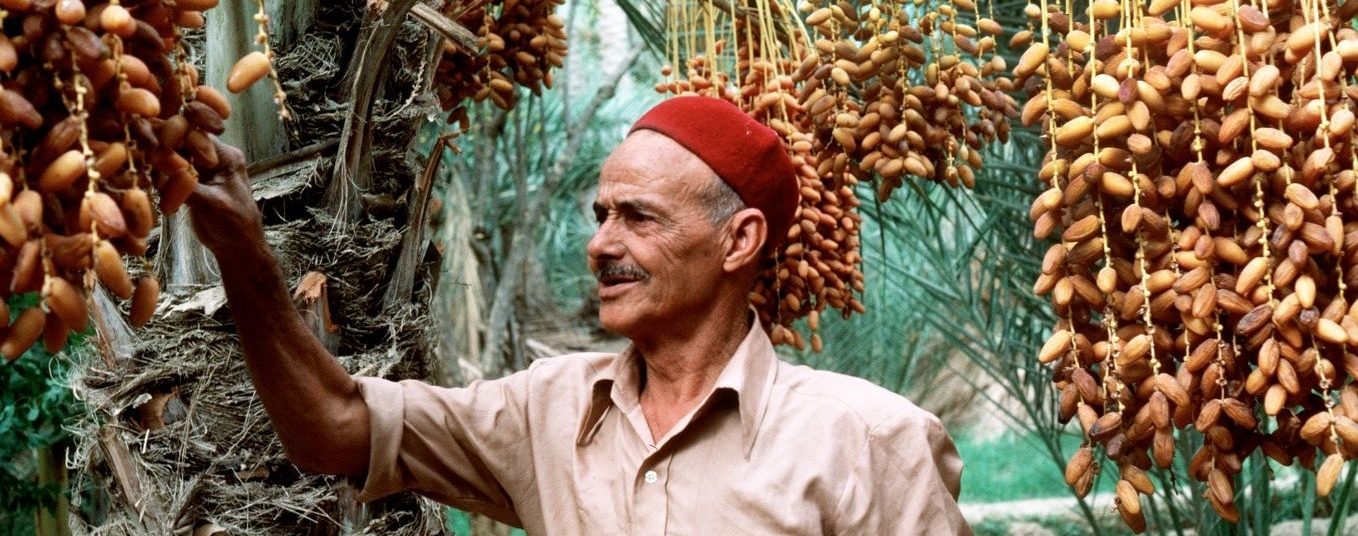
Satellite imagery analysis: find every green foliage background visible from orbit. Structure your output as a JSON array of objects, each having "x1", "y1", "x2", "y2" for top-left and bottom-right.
[{"x1": 0, "y1": 296, "x2": 79, "y2": 535}]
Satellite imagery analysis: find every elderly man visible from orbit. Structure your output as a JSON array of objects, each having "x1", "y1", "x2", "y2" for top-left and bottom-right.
[{"x1": 186, "y1": 96, "x2": 970, "y2": 534}]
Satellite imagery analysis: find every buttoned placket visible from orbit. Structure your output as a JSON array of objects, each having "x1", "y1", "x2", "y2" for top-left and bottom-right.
[{"x1": 631, "y1": 444, "x2": 675, "y2": 534}]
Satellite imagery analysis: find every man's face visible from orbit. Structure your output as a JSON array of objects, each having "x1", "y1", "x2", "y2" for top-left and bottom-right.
[{"x1": 587, "y1": 131, "x2": 728, "y2": 337}]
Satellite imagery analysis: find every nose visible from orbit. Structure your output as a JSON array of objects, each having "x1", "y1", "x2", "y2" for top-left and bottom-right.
[{"x1": 587, "y1": 217, "x2": 623, "y2": 265}]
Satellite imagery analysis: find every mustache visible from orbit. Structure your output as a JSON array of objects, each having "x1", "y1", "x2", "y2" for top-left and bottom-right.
[{"x1": 594, "y1": 262, "x2": 650, "y2": 282}]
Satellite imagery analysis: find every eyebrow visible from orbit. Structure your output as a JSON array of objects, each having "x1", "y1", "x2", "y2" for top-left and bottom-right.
[{"x1": 593, "y1": 199, "x2": 663, "y2": 215}]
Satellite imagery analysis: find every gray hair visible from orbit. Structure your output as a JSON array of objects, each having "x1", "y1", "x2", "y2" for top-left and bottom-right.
[{"x1": 700, "y1": 174, "x2": 746, "y2": 226}]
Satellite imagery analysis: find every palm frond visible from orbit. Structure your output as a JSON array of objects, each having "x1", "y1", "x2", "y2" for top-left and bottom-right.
[{"x1": 611, "y1": 0, "x2": 668, "y2": 53}]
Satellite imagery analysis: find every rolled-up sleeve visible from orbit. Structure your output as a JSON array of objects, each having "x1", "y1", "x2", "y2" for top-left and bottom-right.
[
  {"x1": 832, "y1": 412, "x2": 972, "y2": 535},
  {"x1": 351, "y1": 371, "x2": 535, "y2": 526}
]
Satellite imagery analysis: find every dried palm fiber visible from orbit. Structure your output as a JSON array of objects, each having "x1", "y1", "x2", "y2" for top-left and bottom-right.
[
  {"x1": 1015, "y1": 0, "x2": 1358, "y2": 529},
  {"x1": 68, "y1": 213, "x2": 445, "y2": 534},
  {"x1": 653, "y1": 0, "x2": 1017, "y2": 350}
]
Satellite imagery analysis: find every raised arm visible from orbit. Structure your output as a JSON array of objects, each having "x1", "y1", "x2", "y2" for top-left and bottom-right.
[{"x1": 184, "y1": 139, "x2": 369, "y2": 476}]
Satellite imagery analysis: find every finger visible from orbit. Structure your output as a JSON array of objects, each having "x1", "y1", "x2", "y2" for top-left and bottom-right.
[
  {"x1": 189, "y1": 155, "x2": 226, "y2": 187},
  {"x1": 190, "y1": 135, "x2": 248, "y2": 185},
  {"x1": 211, "y1": 136, "x2": 247, "y2": 176}
]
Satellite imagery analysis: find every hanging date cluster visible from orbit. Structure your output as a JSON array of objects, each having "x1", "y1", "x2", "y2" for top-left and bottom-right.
[
  {"x1": 794, "y1": 0, "x2": 1017, "y2": 200},
  {"x1": 0, "y1": 0, "x2": 275, "y2": 360},
  {"x1": 1017, "y1": 0, "x2": 1358, "y2": 529},
  {"x1": 433, "y1": 0, "x2": 568, "y2": 127}
]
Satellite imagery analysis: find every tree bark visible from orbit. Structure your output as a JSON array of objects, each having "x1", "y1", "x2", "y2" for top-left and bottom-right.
[
  {"x1": 408, "y1": 4, "x2": 478, "y2": 54},
  {"x1": 383, "y1": 135, "x2": 450, "y2": 312},
  {"x1": 325, "y1": 0, "x2": 422, "y2": 223}
]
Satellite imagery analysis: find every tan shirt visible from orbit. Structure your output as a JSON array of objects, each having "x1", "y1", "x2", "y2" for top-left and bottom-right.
[{"x1": 353, "y1": 325, "x2": 971, "y2": 535}]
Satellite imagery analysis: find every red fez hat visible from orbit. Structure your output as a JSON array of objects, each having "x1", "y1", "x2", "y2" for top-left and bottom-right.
[{"x1": 629, "y1": 96, "x2": 799, "y2": 249}]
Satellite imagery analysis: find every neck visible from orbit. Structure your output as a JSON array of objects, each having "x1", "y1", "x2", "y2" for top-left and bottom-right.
[{"x1": 631, "y1": 295, "x2": 751, "y2": 441}]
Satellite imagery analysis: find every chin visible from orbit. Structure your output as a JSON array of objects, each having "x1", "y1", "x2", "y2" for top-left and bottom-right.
[
  {"x1": 597, "y1": 307, "x2": 631, "y2": 335},
  {"x1": 597, "y1": 304, "x2": 647, "y2": 337}
]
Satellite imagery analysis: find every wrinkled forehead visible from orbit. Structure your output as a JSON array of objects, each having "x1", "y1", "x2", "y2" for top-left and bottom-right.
[{"x1": 597, "y1": 130, "x2": 719, "y2": 198}]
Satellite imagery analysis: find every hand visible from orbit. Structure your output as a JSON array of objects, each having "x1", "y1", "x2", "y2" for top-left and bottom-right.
[{"x1": 184, "y1": 137, "x2": 266, "y2": 260}]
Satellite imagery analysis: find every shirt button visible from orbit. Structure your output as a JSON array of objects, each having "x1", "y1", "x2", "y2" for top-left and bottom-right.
[{"x1": 643, "y1": 470, "x2": 658, "y2": 484}]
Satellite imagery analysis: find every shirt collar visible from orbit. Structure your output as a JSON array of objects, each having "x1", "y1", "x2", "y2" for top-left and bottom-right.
[{"x1": 575, "y1": 318, "x2": 779, "y2": 458}]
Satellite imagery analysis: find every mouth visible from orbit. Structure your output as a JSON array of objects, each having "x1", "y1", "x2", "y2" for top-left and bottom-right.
[
  {"x1": 602, "y1": 272, "x2": 643, "y2": 284},
  {"x1": 597, "y1": 279, "x2": 639, "y2": 299}
]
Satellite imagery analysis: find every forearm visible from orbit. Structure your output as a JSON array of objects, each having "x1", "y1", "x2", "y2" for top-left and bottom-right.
[{"x1": 216, "y1": 240, "x2": 370, "y2": 476}]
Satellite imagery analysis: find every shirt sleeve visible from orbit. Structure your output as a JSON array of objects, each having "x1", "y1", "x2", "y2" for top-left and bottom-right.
[
  {"x1": 832, "y1": 410, "x2": 973, "y2": 535},
  {"x1": 350, "y1": 370, "x2": 536, "y2": 527}
]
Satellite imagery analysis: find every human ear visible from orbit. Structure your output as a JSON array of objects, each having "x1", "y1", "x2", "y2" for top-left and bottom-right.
[{"x1": 723, "y1": 208, "x2": 767, "y2": 274}]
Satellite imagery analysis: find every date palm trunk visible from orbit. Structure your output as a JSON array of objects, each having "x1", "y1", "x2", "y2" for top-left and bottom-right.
[{"x1": 68, "y1": 1, "x2": 446, "y2": 534}]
